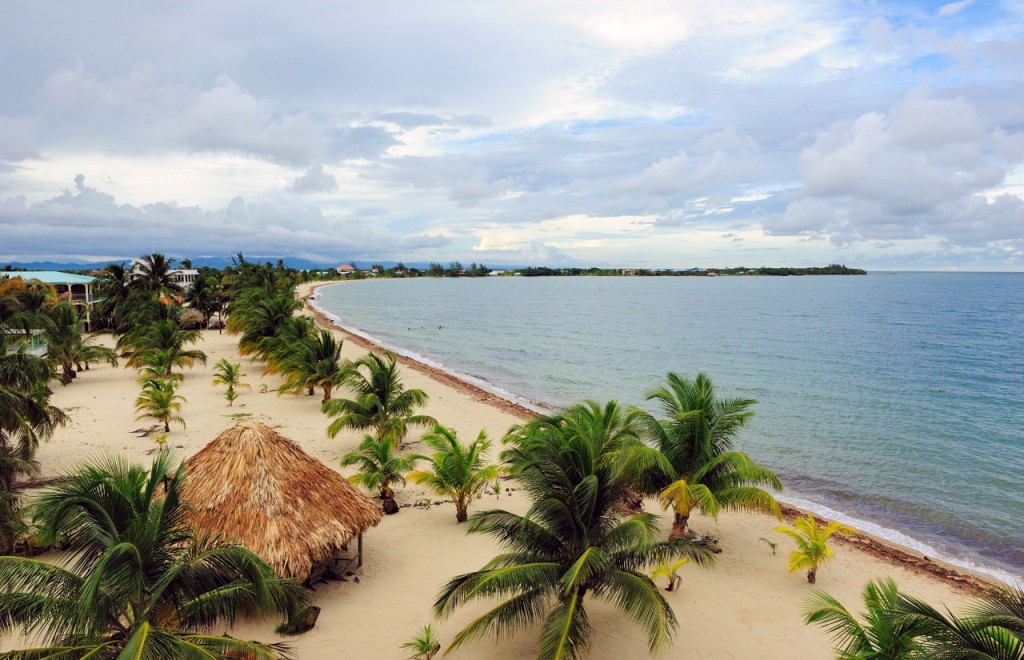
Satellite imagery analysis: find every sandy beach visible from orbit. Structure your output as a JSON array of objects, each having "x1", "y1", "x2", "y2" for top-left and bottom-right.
[{"x1": 4, "y1": 281, "x2": 995, "y2": 659}]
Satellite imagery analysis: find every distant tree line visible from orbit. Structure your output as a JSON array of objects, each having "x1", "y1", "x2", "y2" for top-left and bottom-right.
[{"x1": 3, "y1": 260, "x2": 867, "y2": 282}]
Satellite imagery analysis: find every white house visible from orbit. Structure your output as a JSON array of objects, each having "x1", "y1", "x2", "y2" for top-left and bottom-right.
[{"x1": 130, "y1": 259, "x2": 199, "y2": 290}]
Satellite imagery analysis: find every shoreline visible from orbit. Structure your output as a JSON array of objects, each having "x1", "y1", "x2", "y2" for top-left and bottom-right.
[{"x1": 301, "y1": 280, "x2": 1005, "y2": 596}]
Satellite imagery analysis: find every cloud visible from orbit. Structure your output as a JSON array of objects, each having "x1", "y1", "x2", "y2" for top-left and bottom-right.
[
  {"x1": 938, "y1": 0, "x2": 976, "y2": 17},
  {"x1": 289, "y1": 165, "x2": 338, "y2": 194},
  {"x1": 0, "y1": 176, "x2": 448, "y2": 262},
  {"x1": 768, "y1": 88, "x2": 1024, "y2": 248},
  {"x1": 2, "y1": 2, "x2": 1024, "y2": 269}
]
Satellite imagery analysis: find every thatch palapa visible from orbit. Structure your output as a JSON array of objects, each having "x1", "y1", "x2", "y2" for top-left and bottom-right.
[{"x1": 181, "y1": 421, "x2": 383, "y2": 581}]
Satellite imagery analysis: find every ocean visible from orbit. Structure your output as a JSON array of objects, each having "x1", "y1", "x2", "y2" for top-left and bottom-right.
[{"x1": 311, "y1": 273, "x2": 1024, "y2": 585}]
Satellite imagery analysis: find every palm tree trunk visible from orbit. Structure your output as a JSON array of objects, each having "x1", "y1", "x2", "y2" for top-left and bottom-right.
[
  {"x1": 456, "y1": 501, "x2": 468, "y2": 523},
  {"x1": 321, "y1": 384, "x2": 332, "y2": 405},
  {"x1": 670, "y1": 512, "x2": 697, "y2": 540},
  {"x1": 163, "y1": 419, "x2": 170, "y2": 432},
  {"x1": 807, "y1": 568, "x2": 816, "y2": 584}
]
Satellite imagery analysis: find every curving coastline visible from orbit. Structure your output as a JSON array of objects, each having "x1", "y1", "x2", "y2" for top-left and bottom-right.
[{"x1": 300, "y1": 280, "x2": 1004, "y2": 596}]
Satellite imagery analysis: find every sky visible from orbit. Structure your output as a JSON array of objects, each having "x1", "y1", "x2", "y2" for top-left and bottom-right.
[{"x1": 1, "y1": 1, "x2": 1023, "y2": 270}]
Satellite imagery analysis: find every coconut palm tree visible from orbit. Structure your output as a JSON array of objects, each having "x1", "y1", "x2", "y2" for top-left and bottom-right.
[
  {"x1": 259, "y1": 316, "x2": 316, "y2": 374},
  {"x1": 134, "y1": 377, "x2": 186, "y2": 432},
  {"x1": 184, "y1": 273, "x2": 220, "y2": 328},
  {"x1": 401, "y1": 624, "x2": 442, "y2": 660},
  {"x1": 125, "y1": 318, "x2": 207, "y2": 374},
  {"x1": 895, "y1": 586, "x2": 1024, "y2": 659},
  {"x1": 650, "y1": 558, "x2": 690, "y2": 593},
  {"x1": 42, "y1": 302, "x2": 118, "y2": 383},
  {"x1": 639, "y1": 372, "x2": 782, "y2": 539},
  {"x1": 435, "y1": 416, "x2": 715, "y2": 659},
  {"x1": 0, "y1": 340, "x2": 65, "y2": 553},
  {"x1": 0, "y1": 303, "x2": 67, "y2": 553},
  {"x1": 968, "y1": 585, "x2": 1024, "y2": 646},
  {"x1": 134, "y1": 349, "x2": 185, "y2": 384},
  {"x1": 94, "y1": 262, "x2": 134, "y2": 327},
  {"x1": 228, "y1": 290, "x2": 303, "y2": 358},
  {"x1": 0, "y1": 450, "x2": 306, "y2": 658},
  {"x1": 341, "y1": 434, "x2": 418, "y2": 502},
  {"x1": 0, "y1": 346, "x2": 66, "y2": 454},
  {"x1": 133, "y1": 252, "x2": 183, "y2": 297},
  {"x1": 323, "y1": 352, "x2": 436, "y2": 445},
  {"x1": 212, "y1": 358, "x2": 250, "y2": 406},
  {"x1": 507, "y1": 400, "x2": 657, "y2": 514},
  {"x1": 407, "y1": 426, "x2": 503, "y2": 523},
  {"x1": 804, "y1": 577, "x2": 927, "y2": 658},
  {"x1": 277, "y1": 329, "x2": 346, "y2": 403},
  {"x1": 775, "y1": 514, "x2": 854, "y2": 584}
]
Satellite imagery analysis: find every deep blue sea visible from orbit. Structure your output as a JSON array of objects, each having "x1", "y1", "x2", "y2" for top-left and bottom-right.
[{"x1": 313, "y1": 273, "x2": 1024, "y2": 584}]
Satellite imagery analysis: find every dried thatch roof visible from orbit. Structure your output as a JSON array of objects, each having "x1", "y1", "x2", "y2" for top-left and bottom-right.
[{"x1": 181, "y1": 421, "x2": 383, "y2": 580}]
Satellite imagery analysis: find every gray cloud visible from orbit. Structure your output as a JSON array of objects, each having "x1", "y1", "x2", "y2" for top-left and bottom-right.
[
  {"x1": 289, "y1": 165, "x2": 338, "y2": 194},
  {"x1": 2, "y1": 2, "x2": 1024, "y2": 268}
]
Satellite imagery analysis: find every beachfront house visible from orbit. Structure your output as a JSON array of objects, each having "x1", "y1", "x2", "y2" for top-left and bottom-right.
[
  {"x1": 181, "y1": 421, "x2": 384, "y2": 585},
  {"x1": 0, "y1": 271, "x2": 99, "y2": 330},
  {"x1": 129, "y1": 259, "x2": 200, "y2": 290},
  {"x1": 336, "y1": 264, "x2": 355, "y2": 276}
]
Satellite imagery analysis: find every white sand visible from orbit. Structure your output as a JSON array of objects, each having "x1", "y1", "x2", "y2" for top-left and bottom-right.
[{"x1": 4, "y1": 288, "x2": 989, "y2": 659}]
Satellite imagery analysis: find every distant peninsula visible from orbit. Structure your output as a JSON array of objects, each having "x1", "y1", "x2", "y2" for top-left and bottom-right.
[{"x1": 511, "y1": 263, "x2": 867, "y2": 277}]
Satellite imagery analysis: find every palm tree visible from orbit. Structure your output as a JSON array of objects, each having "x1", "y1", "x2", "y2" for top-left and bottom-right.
[
  {"x1": 134, "y1": 377, "x2": 186, "y2": 432},
  {"x1": 93, "y1": 262, "x2": 134, "y2": 327},
  {"x1": 507, "y1": 400, "x2": 655, "y2": 514},
  {"x1": 184, "y1": 273, "x2": 220, "y2": 328},
  {"x1": 0, "y1": 450, "x2": 307, "y2": 657},
  {"x1": 228, "y1": 290, "x2": 302, "y2": 358},
  {"x1": 435, "y1": 414, "x2": 714, "y2": 659},
  {"x1": 213, "y1": 358, "x2": 250, "y2": 406},
  {"x1": 650, "y1": 559, "x2": 690, "y2": 592},
  {"x1": 125, "y1": 318, "x2": 207, "y2": 374},
  {"x1": 259, "y1": 316, "x2": 316, "y2": 374},
  {"x1": 408, "y1": 425, "x2": 503, "y2": 523},
  {"x1": 0, "y1": 297, "x2": 68, "y2": 553},
  {"x1": 401, "y1": 624, "x2": 442, "y2": 660},
  {"x1": 804, "y1": 577, "x2": 927, "y2": 658},
  {"x1": 340, "y1": 434, "x2": 417, "y2": 511},
  {"x1": 42, "y1": 302, "x2": 118, "y2": 383},
  {"x1": 896, "y1": 586, "x2": 1024, "y2": 659},
  {"x1": 323, "y1": 352, "x2": 436, "y2": 445},
  {"x1": 133, "y1": 252, "x2": 183, "y2": 297},
  {"x1": 134, "y1": 348, "x2": 185, "y2": 384},
  {"x1": 640, "y1": 372, "x2": 782, "y2": 539},
  {"x1": 277, "y1": 329, "x2": 346, "y2": 403},
  {"x1": 775, "y1": 513, "x2": 853, "y2": 583},
  {"x1": 0, "y1": 347, "x2": 67, "y2": 454}
]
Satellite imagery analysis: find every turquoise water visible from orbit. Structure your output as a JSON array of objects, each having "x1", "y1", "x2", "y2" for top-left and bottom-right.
[{"x1": 313, "y1": 273, "x2": 1024, "y2": 583}]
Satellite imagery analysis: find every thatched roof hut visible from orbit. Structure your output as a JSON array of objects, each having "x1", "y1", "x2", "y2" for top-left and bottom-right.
[{"x1": 181, "y1": 421, "x2": 383, "y2": 581}]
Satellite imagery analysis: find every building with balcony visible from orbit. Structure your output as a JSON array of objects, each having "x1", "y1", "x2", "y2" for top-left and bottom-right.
[{"x1": 0, "y1": 271, "x2": 99, "y2": 330}]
